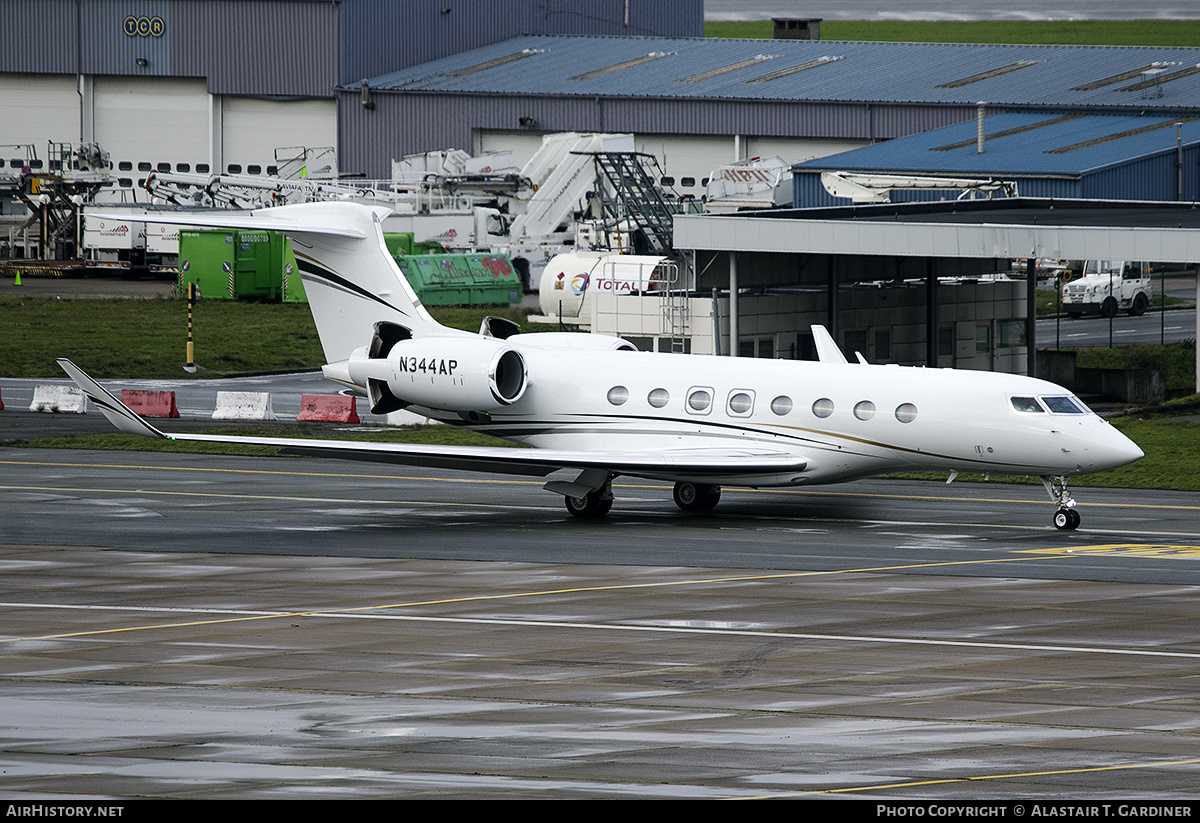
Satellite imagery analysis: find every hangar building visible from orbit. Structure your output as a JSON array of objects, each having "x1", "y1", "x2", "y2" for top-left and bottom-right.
[
  {"x1": 0, "y1": 0, "x2": 701, "y2": 190},
  {"x1": 792, "y1": 112, "x2": 1200, "y2": 207}
]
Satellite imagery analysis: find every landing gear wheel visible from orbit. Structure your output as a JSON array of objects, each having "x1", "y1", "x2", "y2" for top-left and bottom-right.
[
  {"x1": 565, "y1": 491, "x2": 612, "y2": 518},
  {"x1": 1043, "y1": 475, "x2": 1081, "y2": 531},
  {"x1": 1053, "y1": 507, "x2": 1081, "y2": 531},
  {"x1": 673, "y1": 482, "x2": 721, "y2": 512}
]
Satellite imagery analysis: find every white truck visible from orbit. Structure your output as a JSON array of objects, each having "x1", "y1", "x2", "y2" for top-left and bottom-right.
[{"x1": 1061, "y1": 260, "x2": 1152, "y2": 318}]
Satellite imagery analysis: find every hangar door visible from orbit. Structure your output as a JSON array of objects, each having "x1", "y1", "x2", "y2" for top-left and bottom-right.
[
  {"x1": 92, "y1": 77, "x2": 210, "y2": 174},
  {"x1": 0, "y1": 74, "x2": 80, "y2": 156},
  {"x1": 221, "y1": 97, "x2": 337, "y2": 176}
]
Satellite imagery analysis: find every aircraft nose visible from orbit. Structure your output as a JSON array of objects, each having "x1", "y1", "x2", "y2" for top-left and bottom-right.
[{"x1": 1087, "y1": 422, "x2": 1143, "y2": 470}]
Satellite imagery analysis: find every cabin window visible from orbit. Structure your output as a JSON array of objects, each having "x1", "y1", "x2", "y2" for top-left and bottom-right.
[
  {"x1": 648, "y1": 388, "x2": 669, "y2": 408},
  {"x1": 687, "y1": 388, "x2": 712, "y2": 413},
  {"x1": 895, "y1": 403, "x2": 918, "y2": 423},
  {"x1": 854, "y1": 400, "x2": 876, "y2": 421},
  {"x1": 728, "y1": 391, "x2": 754, "y2": 415},
  {"x1": 770, "y1": 395, "x2": 793, "y2": 416},
  {"x1": 607, "y1": 386, "x2": 629, "y2": 406},
  {"x1": 812, "y1": 398, "x2": 834, "y2": 418},
  {"x1": 1010, "y1": 396, "x2": 1044, "y2": 413},
  {"x1": 1042, "y1": 395, "x2": 1086, "y2": 414}
]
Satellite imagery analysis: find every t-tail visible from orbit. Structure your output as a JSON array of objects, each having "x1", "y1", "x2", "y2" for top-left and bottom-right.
[
  {"x1": 268, "y1": 203, "x2": 457, "y2": 361},
  {"x1": 93, "y1": 202, "x2": 473, "y2": 408},
  {"x1": 97, "y1": 201, "x2": 454, "y2": 360}
]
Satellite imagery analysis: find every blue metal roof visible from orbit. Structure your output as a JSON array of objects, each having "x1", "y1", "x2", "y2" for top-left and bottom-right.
[
  {"x1": 792, "y1": 112, "x2": 1200, "y2": 176},
  {"x1": 360, "y1": 34, "x2": 1200, "y2": 111}
]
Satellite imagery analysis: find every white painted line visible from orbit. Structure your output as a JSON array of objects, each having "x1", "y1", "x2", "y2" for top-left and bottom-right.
[{"x1": 4, "y1": 601, "x2": 1199, "y2": 660}]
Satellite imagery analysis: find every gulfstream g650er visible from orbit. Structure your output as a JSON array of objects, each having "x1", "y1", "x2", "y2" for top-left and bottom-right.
[{"x1": 60, "y1": 203, "x2": 1142, "y2": 529}]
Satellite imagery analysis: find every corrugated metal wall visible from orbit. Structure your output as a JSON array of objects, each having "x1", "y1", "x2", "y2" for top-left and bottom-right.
[
  {"x1": 0, "y1": 0, "x2": 337, "y2": 96},
  {"x1": 174, "y1": 1, "x2": 338, "y2": 97},
  {"x1": 792, "y1": 170, "x2": 1086, "y2": 208},
  {"x1": 0, "y1": 0, "x2": 80, "y2": 74},
  {"x1": 340, "y1": 91, "x2": 981, "y2": 179},
  {"x1": 1082, "y1": 147, "x2": 1200, "y2": 201}
]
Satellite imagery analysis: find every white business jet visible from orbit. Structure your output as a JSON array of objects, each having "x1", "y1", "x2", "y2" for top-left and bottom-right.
[{"x1": 60, "y1": 203, "x2": 1143, "y2": 530}]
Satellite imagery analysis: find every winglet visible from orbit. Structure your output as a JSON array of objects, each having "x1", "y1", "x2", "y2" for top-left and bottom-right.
[
  {"x1": 811, "y1": 325, "x2": 848, "y2": 364},
  {"x1": 56, "y1": 359, "x2": 167, "y2": 439}
]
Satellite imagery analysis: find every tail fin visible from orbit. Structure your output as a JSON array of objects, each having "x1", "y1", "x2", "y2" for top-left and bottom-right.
[
  {"x1": 92, "y1": 202, "x2": 452, "y2": 363},
  {"x1": 273, "y1": 203, "x2": 447, "y2": 362}
]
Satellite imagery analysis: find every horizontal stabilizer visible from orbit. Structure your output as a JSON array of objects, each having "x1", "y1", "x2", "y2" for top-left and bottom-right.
[{"x1": 87, "y1": 202, "x2": 394, "y2": 239}]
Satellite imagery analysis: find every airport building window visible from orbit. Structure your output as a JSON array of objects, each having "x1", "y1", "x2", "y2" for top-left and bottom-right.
[
  {"x1": 648, "y1": 388, "x2": 669, "y2": 408},
  {"x1": 770, "y1": 395, "x2": 793, "y2": 415},
  {"x1": 812, "y1": 398, "x2": 834, "y2": 418},
  {"x1": 997, "y1": 319, "x2": 1026, "y2": 349},
  {"x1": 687, "y1": 388, "x2": 712, "y2": 413},
  {"x1": 607, "y1": 386, "x2": 629, "y2": 406},
  {"x1": 895, "y1": 403, "x2": 918, "y2": 423},
  {"x1": 727, "y1": 390, "x2": 754, "y2": 415},
  {"x1": 854, "y1": 400, "x2": 876, "y2": 420}
]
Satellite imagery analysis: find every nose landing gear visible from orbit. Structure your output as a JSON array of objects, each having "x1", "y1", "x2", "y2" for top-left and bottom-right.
[{"x1": 1042, "y1": 475, "x2": 1080, "y2": 530}]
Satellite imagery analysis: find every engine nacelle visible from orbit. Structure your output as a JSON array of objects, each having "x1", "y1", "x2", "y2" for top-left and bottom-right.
[{"x1": 348, "y1": 336, "x2": 528, "y2": 414}]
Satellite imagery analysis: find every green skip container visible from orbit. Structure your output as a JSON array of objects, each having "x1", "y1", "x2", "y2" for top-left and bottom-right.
[{"x1": 178, "y1": 229, "x2": 305, "y2": 302}]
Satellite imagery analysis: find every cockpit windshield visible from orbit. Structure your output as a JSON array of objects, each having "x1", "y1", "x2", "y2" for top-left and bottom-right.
[
  {"x1": 1010, "y1": 396, "x2": 1043, "y2": 413},
  {"x1": 1041, "y1": 395, "x2": 1087, "y2": 414},
  {"x1": 1010, "y1": 395, "x2": 1091, "y2": 414}
]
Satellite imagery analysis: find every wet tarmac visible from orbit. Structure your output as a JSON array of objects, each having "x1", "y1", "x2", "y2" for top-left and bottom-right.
[{"x1": 2, "y1": 449, "x2": 1200, "y2": 798}]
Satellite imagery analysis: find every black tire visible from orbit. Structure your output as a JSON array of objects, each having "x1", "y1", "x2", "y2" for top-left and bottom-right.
[
  {"x1": 673, "y1": 482, "x2": 721, "y2": 512},
  {"x1": 565, "y1": 491, "x2": 610, "y2": 518},
  {"x1": 1129, "y1": 292, "x2": 1149, "y2": 317},
  {"x1": 1054, "y1": 507, "x2": 1080, "y2": 531},
  {"x1": 1100, "y1": 296, "x2": 1118, "y2": 318}
]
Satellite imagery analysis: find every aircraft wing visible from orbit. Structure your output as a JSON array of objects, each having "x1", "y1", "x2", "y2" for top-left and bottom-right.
[{"x1": 57, "y1": 359, "x2": 808, "y2": 479}]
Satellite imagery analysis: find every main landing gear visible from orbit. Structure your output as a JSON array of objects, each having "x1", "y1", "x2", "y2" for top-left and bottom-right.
[
  {"x1": 672, "y1": 482, "x2": 721, "y2": 512},
  {"x1": 564, "y1": 488, "x2": 613, "y2": 518},
  {"x1": 1042, "y1": 475, "x2": 1081, "y2": 531},
  {"x1": 557, "y1": 476, "x2": 724, "y2": 518}
]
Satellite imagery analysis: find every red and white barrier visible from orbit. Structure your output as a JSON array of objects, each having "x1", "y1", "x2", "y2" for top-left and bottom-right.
[
  {"x1": 121, "y1": 389, "x2": 180, "y2": 418},
  {"x1": 30, "y1": 384, "x2": 88, "y2": 413},
  {"x1": 297, "y1": 394, "x2": 360, "y2": 423},
  {"x1": 212, "y1": 391, "x2": 275, "y2": 421}
]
